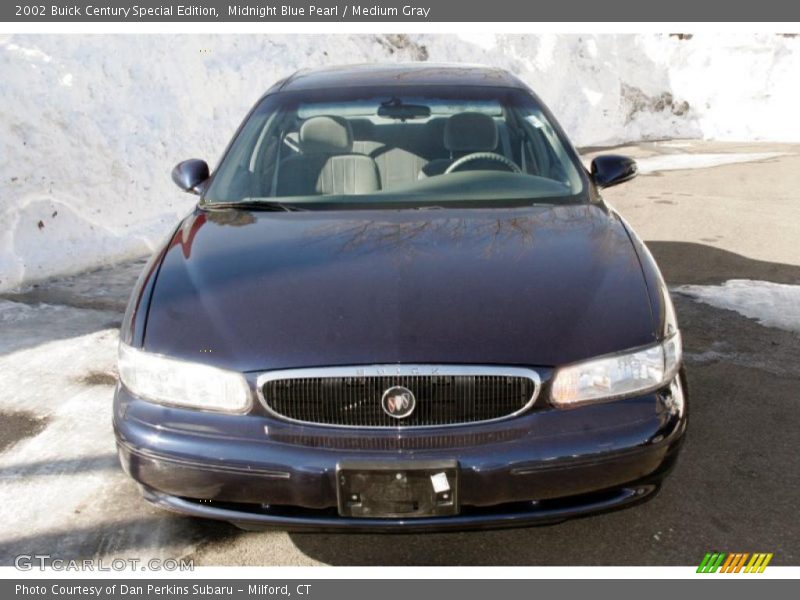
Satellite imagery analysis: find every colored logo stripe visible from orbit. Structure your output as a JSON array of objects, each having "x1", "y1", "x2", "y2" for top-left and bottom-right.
[
  {"x1": 697, "y1": 553, "x2": 726, "y2": 573},
  {"x1": 697, "y1": 552, "x2": 773, "y2": 573},
  {"x1": 720, "y1": 553, "x2": 749, "y2": 573},
  {"x1": 745, "y1": 553, "x2": 773, "y2": 573}
]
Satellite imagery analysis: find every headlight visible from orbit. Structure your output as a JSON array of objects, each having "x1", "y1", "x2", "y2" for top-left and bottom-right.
[
  {"x1": 551, "y1": 333, "x2": 682, "y2": 408},
  {"x1": 118, "y1": 342, "x2": 251, "y2": 413}
]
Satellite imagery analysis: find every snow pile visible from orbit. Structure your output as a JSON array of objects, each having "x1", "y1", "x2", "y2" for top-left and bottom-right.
[
  {"x1": 2, "y1": 33, "x2": 799, "y2": 291},
  {"x1": 448, "y1": 33, "x2": 800, "y2": 144},
  {"x1": 677, "y1": 280, "x2": 800, "y2": 334}
]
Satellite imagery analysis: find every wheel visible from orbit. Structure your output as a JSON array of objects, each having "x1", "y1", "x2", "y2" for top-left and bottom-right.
[{"x1": 444, "y1": 152, "x2": 521, "y2": 174}]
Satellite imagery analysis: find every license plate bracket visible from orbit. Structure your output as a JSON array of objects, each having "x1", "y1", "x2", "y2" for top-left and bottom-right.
[{"x1": 336, "y1": 460, "x2": 459, "y2": 518}]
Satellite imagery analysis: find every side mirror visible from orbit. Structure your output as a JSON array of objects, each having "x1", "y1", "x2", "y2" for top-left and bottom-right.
[
  {"x1": 590, "y1": 154, "x2": 637, "y2": 189},
  {"x1": 171, "y1": 159, "x2": 210, "y2": 194}
]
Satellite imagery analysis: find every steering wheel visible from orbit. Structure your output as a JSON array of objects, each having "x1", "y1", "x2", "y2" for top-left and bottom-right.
[{"x1": 444, "y1": 152, "x2": 522, "y2": 174}]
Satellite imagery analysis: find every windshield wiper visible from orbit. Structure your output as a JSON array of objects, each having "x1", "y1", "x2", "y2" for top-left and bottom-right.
[{"x1": 203, "y1": 200, "x2": 307, "y2": 212}]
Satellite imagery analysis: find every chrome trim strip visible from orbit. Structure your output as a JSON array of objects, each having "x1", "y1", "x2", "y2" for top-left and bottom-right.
[{"x1": 255, "y1": 365, "x2": 541, "y2": 429}]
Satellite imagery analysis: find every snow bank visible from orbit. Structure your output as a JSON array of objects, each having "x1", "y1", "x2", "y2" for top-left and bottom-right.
[
  {"x1": 676, "y1": 280, "x2": 800, "y2": 334},
  {"x1": 2, "y1": 33, "x2": 799, "y2": 291}
]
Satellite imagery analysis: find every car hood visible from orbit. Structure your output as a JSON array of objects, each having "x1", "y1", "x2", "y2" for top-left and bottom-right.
[{"x1": 144, "y1": 204, "x2": 656, "y2": 372}]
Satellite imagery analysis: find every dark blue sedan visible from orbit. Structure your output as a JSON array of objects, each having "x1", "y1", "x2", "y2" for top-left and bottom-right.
[{"x1": 114, "y1": 63, "x2": 687, "y2": 531}]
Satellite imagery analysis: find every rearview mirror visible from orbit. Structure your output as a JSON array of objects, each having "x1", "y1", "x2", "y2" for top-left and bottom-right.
[
  {"x1": 171, "y1": 159, "x2": 210, "y2": 194},
  {"x1": 590, "y1": 155, "x2": 637, "y2": 189},
  {"x1": 378, "y1": 98, "x2": 431, "y2": 121}
]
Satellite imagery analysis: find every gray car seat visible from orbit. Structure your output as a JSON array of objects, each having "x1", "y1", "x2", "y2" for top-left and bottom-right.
[
  {"x1": 419, "y1": 112, "x2": 500, "y2": 178},
  {"x1": 349, "y1": 117, "x2": 449, "y2": 190},
  {"x1": 276, "y1": 116, "x2": 381, "y2": 196}
]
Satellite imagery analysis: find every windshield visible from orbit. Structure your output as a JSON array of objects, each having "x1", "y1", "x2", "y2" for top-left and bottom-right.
[{"x1": 204, "y1": 85, "x2": 586, "y2": 208}]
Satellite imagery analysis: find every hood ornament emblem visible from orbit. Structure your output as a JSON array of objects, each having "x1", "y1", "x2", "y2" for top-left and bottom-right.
[{"x1": 381, "y1": 386, "x2": 416, "y2": 419}]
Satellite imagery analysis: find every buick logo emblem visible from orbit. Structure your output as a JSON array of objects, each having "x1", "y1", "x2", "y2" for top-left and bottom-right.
[{"x1": 381, "y1": 386, "x2": 416, "y2": 419}]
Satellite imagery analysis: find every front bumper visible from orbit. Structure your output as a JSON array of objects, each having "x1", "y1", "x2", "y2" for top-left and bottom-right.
[{"x1": 114, "y1": 375, "x2": 687, "y2": 531}]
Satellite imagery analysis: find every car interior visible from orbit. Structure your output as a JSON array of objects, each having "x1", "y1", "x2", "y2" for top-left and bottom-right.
[
  {"x1": 208, "y1": 94, "x2": 581, "y2": 202},
  {"x1": 266, "y1": 111, "x2": 568, "y2": 196}
]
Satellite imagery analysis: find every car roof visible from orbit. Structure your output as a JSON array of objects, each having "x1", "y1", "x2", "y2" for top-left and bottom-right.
[{"x1": 271, "y1": 63, "x2": 529, "y2": 93}]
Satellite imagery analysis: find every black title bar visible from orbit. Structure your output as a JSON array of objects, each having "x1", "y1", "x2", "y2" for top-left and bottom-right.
[{"x1": 4, "y1": 0, "x2": 800, "y2": 22}]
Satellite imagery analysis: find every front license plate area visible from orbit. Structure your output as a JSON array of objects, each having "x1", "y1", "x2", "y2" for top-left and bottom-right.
[{"x1": 337, "y1": 460, "x2": 459, "y2": 518}]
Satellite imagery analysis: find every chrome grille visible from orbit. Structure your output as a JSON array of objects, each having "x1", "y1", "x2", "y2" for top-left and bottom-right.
[{"x1": 257, "y1": 366, "x2": 540, "y2": 428}]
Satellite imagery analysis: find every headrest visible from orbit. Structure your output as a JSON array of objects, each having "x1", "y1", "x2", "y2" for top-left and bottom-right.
[
  {"x1": 444, "y1": 112, "x2": 498, "y2": 152},
  {"x1": 300, "y1": 116, "x2": 353, "y2": 154}
]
